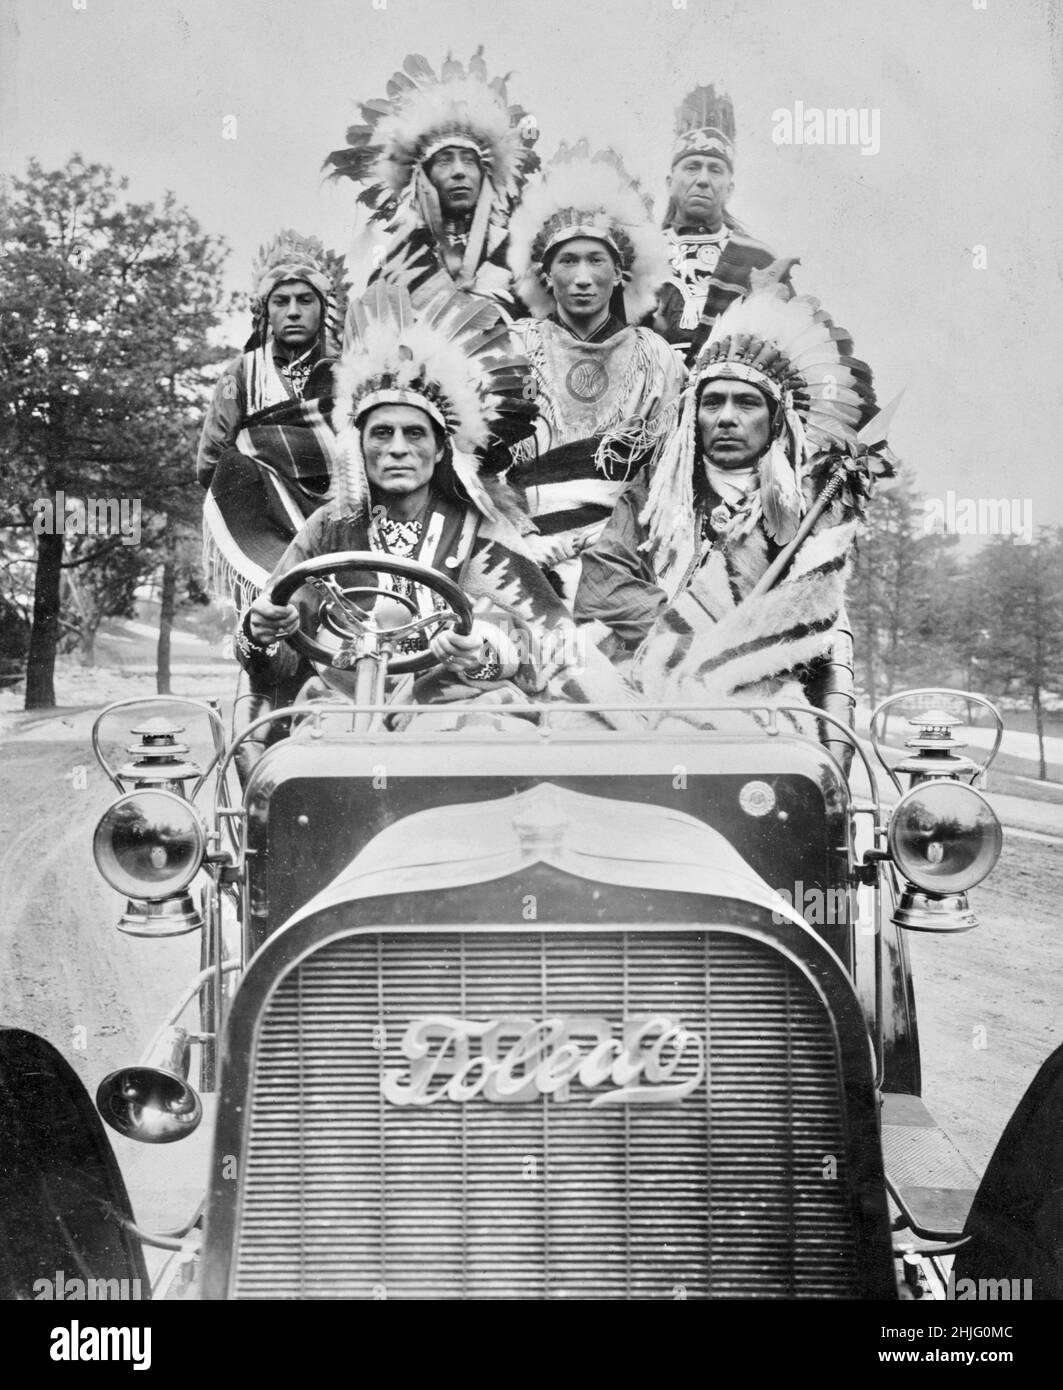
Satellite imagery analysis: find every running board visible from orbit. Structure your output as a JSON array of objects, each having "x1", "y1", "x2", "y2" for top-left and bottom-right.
[{"x1": 881, "y1": 1092, "x2": 979, "y2": 1241}]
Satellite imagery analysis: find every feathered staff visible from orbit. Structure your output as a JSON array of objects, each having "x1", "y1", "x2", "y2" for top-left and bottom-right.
[{"x1": 747, "y1": 396, "x2": 901, "y2": 599}]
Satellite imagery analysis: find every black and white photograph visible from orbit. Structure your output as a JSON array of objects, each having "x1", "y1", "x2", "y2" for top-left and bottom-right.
[{"x1": 1, "y1": 0, "x2": 1061, "y2": 1341}]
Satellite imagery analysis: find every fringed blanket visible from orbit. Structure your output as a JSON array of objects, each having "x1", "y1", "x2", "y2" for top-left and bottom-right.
[{"x1": 202, "y1": 394, "x2": 338, "y2": 615}]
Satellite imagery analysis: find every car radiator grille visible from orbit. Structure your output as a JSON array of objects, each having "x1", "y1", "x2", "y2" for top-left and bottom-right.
[{"x1": 231, "y1": 930, "x2": 860, "y2": 1299}]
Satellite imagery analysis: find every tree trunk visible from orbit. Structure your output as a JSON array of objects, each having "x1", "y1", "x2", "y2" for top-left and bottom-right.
[
  {"x1": 863, "y1": 533, "x2": 877, "y2": 708},
  {"x1": 79, "y1": 627, "x2": 97, "y2": 668},
  {"x1": 62, "y1": 569, "x2": 94, "y2": 666},
  {"x1": 1031, "y1": 568, "x2": 1048, "y2": 782},
  {"x1": 1032, "y1": 686, "x2": 1047, "y2": 782},
  {"x1": 24, "y1": 529, "x2": 65, "y2": 709},
  {"x1": 884, "y1": 529, "x2": 905, "y2": 697},
  {"x1": 156, "y1": 547, "x2": 176, "y2": 695}
]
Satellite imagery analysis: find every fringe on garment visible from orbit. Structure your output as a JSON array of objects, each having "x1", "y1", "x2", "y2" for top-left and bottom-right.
[
  {"x1": 202, "y1": 525, "x2": 256, "y2": 619},
  {"x1": 594, "y1": 392, "x2": 680, "y2": 477},
  {"x1": 511, "y1": 328, "x2": 680, "y2": 477}
]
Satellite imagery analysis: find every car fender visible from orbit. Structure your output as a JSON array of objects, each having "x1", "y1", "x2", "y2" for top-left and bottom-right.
[
  {"x1": 953, "y1": 1040, "x2": 1063, "y2": 1299},
  {"x1": 0, "y1": 1028, "x2": 147, "y2": 1300}
]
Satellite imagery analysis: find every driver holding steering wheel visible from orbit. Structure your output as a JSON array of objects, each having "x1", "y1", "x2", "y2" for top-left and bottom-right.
[
  {"x1": 237, "y1": 286, "x2": 580, "y2": 725},
  {"x1": 247, "y1": 400, "x2": 501, "y2": 678}
]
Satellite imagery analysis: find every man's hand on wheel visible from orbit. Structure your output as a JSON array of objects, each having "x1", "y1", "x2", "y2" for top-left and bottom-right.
[
  {"x1": 249, "y1": 596, "x2": 299, "y2": 646},
  {"x1": 429, "y1": 621, "x2": 490, "y2": 673}
]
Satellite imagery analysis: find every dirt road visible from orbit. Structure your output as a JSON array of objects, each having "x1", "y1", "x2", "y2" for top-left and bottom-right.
[
  {"x1": 0, "y1": 715, "x2": 220, "y2": 1229},
  {"x1": 2, "y1": 706, "x2": 1061, "y2": 1233}
]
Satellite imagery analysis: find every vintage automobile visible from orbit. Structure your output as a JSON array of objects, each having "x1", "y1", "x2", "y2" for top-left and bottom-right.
[{"x1": 3, "y1": 551, "x2": 1060, "y2": 1302}]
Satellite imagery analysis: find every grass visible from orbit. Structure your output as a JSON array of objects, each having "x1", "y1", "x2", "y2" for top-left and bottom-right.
[
  {"x1": 984, "y1": 755, "x2": 1063, "y2": 802},
  {"x1": 857, "y1": 699, "x2": 1062, "y2": 797},
  {"x1": 993, "y1": 707, "x2": 1063, "y2": 739}
]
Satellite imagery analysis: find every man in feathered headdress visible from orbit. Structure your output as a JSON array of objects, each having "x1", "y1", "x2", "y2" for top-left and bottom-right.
[
  {"x1": 325, "y1": 49, "x2": 539, "y2": 312},
  {"x1": 505, "y1": 145, "x2": 685, "y2": 601},
  {"x1": 576, "y1": 285, "x2": 895, "y2": 763},
  {"x1": 650, "y1": 86, "x2": 794, "y2": 364},
  {"x1": 240, "y1": 286, "x2": 607, "y2": 754},
  {"x1": 197, "y1": 232, "x2": 350, "y2": 779},
  {"x1": 196, "y1": 229, "x2": 348, "y2": 491},
  {"x1": 198, "y1": 230, "x2": 350, "y2": 605}
]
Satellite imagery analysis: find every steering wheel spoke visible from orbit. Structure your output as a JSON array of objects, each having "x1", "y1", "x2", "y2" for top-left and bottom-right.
[
  {"x1": 306, "y1": 580, "x2": 368, "y2": 639},
  {"x1": 270, "y1": 551, "x2": 475, "y2": 675},
  {"x1": 393, "y1": 607, "x2": 462, "y2": 642}
]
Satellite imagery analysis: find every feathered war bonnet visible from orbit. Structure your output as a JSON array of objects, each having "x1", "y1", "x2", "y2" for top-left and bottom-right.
[
  {"x1": 640, "y1": 283, "x2": 878, "y2": 577},
  {"x1": 670, "y1": 84, "x2": 736, "y2": 170},
  {"x1": 324, "y1": 50, "x2": 539, "y2": 267},
  {"x1": 507, "y1": 143, "x2": 672, "y2": 323},
  {"x1": 331, "y1": 283, "x2": 537, "y2": 520},
  {"x1": 247, "y1": 229, "x2": 350, "y2": 354}
]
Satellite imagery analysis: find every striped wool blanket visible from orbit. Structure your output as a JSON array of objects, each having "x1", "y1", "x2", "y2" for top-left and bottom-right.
[{"x1": 202, "y1": 394, "x2": 338, "y2": 614}]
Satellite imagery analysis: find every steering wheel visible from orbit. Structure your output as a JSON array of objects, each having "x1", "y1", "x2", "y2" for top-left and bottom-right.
[{"x1": 270, "y1": 551, "x2": 475, "y2": 675}]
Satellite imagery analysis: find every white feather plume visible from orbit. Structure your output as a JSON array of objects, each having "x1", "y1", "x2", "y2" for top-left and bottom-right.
[
  {"x1": 699, "y1": 286, "x2": 876, "y2": 453},
  {"x1": 371, "y1": 74, "x2": 524, "y2": 198},
  {"x1": 507, "y1": 154, "x2": 671, "y2": 321},
  {"x1": 331, "y1": 288, "x2": 521, "y2": 518},
  {"x1": 335, "y1": 298, "x2": 492, "y2": 451}
]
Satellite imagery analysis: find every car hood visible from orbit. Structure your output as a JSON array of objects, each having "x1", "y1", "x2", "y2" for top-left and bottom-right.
[{"x1": 282, "y1": 781, "x2": 809, "y2": 931}]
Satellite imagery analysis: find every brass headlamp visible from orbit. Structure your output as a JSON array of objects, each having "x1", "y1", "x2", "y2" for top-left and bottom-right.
[{"x1": 871, "y1": 695, "x2": 1004, "y2": 933}]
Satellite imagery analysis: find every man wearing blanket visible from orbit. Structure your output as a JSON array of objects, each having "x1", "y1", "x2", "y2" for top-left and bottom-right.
[{"x1": 575, "y1": 284, "x2": 896, "y2": 772}]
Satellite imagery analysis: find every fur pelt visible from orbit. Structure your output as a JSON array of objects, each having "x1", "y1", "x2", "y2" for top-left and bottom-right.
[{"x1": 632, "y1": 515, "x2": 855, "y2": 713}]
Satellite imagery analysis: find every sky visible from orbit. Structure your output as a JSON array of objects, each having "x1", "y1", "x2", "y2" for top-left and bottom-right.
[{"x1": 3, "y1": 0, "x2": 1062, "y2": 532}]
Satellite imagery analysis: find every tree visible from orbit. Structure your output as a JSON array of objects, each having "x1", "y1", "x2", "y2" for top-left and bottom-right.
[
  {"x1": 847, "y1": 474, "x2": 964, "y2": 705},
  {"x1": 0, "y1": 156, "x2": 233, "y2": 708},
  {"x1": 60, "y1": 536, "x2": 152, "y2": 667},
  {"x1": 154, "y1": 519, "x2": 211, "y2": 696},
  {"x1": 968, "y1": 529, "x2": 1063, "y2": 780}
]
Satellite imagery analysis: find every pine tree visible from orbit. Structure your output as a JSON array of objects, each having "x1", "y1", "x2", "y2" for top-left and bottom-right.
[
  {"x1": 968, "y1": 530, "x2": 1063, "y2": 779},
  {"x1": 0, "y1": 156, "x2": 233, "y2": 707}
]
